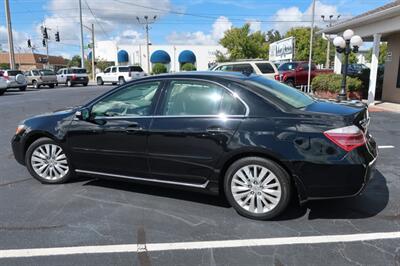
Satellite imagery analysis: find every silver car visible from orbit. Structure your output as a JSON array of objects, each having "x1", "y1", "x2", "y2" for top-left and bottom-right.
[
  {"x1": 25, "y1": 69, "x2": 57, "y2": 89},
  {"x1": 0, "y1": 69, "x2": 28, "y2": 94}
]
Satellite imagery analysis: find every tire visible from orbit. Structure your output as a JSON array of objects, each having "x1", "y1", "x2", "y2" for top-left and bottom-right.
[
  {"x1": 112, "y1": 82, "x2": 117, "y2": 85},
  {"x1": 118, "y1": 77, "x2": 125, "y2": 85},
  {"x1": 49, "y1": 84, "x2": 55, "y2": 88},
  {"x1": 25, "y1": 137, "x2": 73, "y2": 184},
  {"x1": 32, "y1": 80, "x2": 40, "y2": 89},
  {"x1": 224, "y1": 157, "x2": 291, "y2": 220},
  {"x1": 19, "y1": 86, "x2": 27, "y2": 91},
  {"x1": 0, "y1": 90, "x2": 5, "y2": 96},
  {"x1": 97, "y1": 77, "x2": 104, "y2": 85},
  {"x1": 83, "y1": 82, "x2": 88, "y2": 86},
  {"x1": 67, "y1": 80, "x2": 73, "y2": 87},
  {"x1": 285, "y1": 79, "x2": 295, "y2": 87}
]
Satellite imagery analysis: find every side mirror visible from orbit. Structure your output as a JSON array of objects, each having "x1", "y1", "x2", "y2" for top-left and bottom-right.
[
  {"x1": 297, "y1": 67, "x2": 304, "y2": 71},
  {"x1": 75, "y1": 108, "x2": 90, "y2": 120}
]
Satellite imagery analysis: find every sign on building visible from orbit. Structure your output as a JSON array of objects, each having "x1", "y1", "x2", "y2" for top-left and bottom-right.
[{"x1": 269, "y1": 37, "x2": 295, "y2": 62}]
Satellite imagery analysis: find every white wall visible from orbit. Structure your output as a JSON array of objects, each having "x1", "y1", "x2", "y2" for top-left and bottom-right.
[{"x1": 95, "y1": 41, "x2": 226, "y2": 73}]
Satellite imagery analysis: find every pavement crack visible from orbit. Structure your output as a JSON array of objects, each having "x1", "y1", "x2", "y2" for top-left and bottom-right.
[
  {"x1": 137, "y1": 226, "x2": 151, "y2": 266},
  {"x1": 0, "y1": 178, "x2": 31, "y2": 187}
]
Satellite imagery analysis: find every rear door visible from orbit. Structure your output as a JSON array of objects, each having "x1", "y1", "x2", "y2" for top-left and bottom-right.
[
  {"x1": 57, "y1": 69, "x2": 67, "y2": 83},
  {"x1": 148, "y1": 79, "x2": 247, "y2": 186}
]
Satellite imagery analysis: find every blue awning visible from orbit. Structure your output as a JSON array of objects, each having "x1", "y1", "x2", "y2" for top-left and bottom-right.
[
  {"x1": 178, "y1": 50, "x2": 196, "y2": 64},
  {"x1": 150, "y1": 50, "x2": 171, "y2": 64},
  {"x1": 117, "y1": 50, "x2": 129, "y2": 63}
]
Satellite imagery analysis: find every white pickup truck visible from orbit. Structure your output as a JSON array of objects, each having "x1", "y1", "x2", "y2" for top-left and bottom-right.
[{"x1": 96, "y1": 65, "x2": 146, "y2": 85}]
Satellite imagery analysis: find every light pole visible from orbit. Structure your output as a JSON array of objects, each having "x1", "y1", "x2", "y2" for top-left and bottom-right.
[
  {"x1": 333, "y1": 29, "x2": 363, "y2": 101},
  {"x1": 321, "y1": 15, "x2": 340, "y2": 69},
  {"x1": 136, "y1": 15, "x2": 157, "y2": 74},
  {"x1": 4, "y1": 0, "x2": 16, "y2": 69}
]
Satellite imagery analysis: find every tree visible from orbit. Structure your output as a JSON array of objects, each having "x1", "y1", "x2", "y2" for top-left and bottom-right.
[
  {"x1": 266, "y1": 30, "x2": 282, "y2": 43},
  {"x1": 84, "y1": 58, "x2": 113, "y2": 74},
  {"x1": 365, "y1": 43, "x2": 387, "y2": 64},
  {"x1": 285, "y1": 27, "x2": 328, "y2": 65},
  {"x1": 219, "y1": 24, "x2": 269, "y2": 60},
  {"x1": 67, "y1": 55, "x2": 82, "y2": 67},
  {"x1": 181, "y1": 63, "x2": 197, "y2": 71}
]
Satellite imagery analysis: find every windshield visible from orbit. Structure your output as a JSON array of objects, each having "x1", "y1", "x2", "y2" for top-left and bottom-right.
[
  {"x1": 40, "y1": 70, "x2": 55, "y2": 76},
  {"x1": 278, "y1": 63, "x2": 298, "y2": 71},
  {"x1": 245, "y1": 76, "x2": 315, "y2": 109},
  {"x1": 68, "y1": 68, "x2": 86, "y2": 74}
]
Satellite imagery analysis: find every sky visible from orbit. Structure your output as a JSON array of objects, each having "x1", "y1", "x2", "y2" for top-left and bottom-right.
[{"x1": 0, "y1": 0, "x2": 392, "y2": 59}]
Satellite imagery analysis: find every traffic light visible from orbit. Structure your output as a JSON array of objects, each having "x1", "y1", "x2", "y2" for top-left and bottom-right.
[
  {"x1": 27, "y1": 39, "x2": 31, "y2": 48},
  {"x1": 41, "y1": 27, "x2": 48, "y2": 39},
  {"x1": 42, "y1": 39, "x2": 46, "y2": 47},
  {"x1": 55, "y1": 31, "x2": 60, "y2": 42}
]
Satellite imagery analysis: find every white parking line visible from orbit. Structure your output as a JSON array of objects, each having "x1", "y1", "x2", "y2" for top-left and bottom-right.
[
  {"x1": 378, "y1": 145, "x2": 395, "y2": 149},
  {"x1": 1, "y1": 232, "x2": 400, "y2": 259}
]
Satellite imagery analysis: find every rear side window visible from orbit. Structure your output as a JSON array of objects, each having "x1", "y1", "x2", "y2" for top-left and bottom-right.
[
  {"x1": 40, "y1": 70, "x2": 55, "y2": 75},
  {"x1": 216, "y1": 65, "x2": 233, "y2": 71},
  {"x1": 162, "y1": 80, "x2": 245, "y2": 116},
  {"x1": 255, "y1": 63, "x2": 275, "y2": 74},
  {"x1": 118, "y1": 66, "x2": 143, "y2": 72},
  {"x1": 111, "y1": 68, "x2": 117, "y2": 73},
  {"x1": 232, "y1": 64, "x2": 254, "y2": 73}
]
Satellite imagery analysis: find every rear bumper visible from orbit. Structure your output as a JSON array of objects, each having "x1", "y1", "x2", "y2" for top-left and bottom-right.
[{"x1": 71, "y1": 77, "x2": 89, "y2": 84}]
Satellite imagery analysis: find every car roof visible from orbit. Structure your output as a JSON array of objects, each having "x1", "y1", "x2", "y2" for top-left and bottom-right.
[
  {"x1": 216, "y1": 61, "x2": 272, "y2": 65},
  {"x1": 136, "y1": 71, "x2": 256, "y2": 82}
]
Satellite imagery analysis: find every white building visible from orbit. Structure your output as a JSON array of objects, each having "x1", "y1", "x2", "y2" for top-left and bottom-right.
[{"x1": 92, "y1": 41, "x2": 226, "y2": 73}]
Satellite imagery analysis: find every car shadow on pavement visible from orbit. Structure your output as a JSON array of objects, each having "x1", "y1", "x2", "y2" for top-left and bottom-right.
[
  {"x1": 305, "y1": 170, "x2": 389, "y2": 220},
  {"x1": 82, "y1": 178, "x2": 231, "y2": 208}
]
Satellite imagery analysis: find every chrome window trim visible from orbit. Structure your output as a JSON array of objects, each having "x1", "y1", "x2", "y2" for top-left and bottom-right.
[
  {"x1": 75, "y1": 169, "x2": 210, "y2": 189},
  {"x1": 94, "y1": 114, "x2": 246, "y2": 120}
]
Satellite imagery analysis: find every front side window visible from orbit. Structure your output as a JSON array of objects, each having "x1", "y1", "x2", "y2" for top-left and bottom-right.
[
  {"x1": 278, "y1": 63, "x2": 298, "y2": 71},
  {"x1": 162, "y1": 80, "x2": 246, "y2": 116},
  {"x1": 104, "y1": 68, "x2": 111, "y2": 74},
  {"x1": 91, "y1": 82, "x2": 160, "y2": 117},
  {"x1": 111, "y1": 67, "x2": 117, "y2": 73}
]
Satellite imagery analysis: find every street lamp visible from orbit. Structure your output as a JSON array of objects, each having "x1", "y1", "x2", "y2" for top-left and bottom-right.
[{"x1": 333, "y1": 29, "x2": 363, "y2": 101}]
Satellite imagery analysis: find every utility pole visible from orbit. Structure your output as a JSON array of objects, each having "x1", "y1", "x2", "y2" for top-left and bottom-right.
[
  {"x1": 91, "y1": 23, "x2": 95, "y2": 81},
  {"x1": 4, "y1": 0, "x2": 16, "y2": 69},
  {"x1": 307, "y1": 0, "x2": 316, "y2": 91},
  {"x1": 137, "y1": 16, "x2": 157, "y2": 74},
  {"x1": 322, "y1": 15, "x2": 341, "y2": 68},
  {"x1": 78, "y1": 0, "x2": 85, "y2": 68}
]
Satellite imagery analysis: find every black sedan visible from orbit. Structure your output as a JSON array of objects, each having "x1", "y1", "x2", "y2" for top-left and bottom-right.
[{"x1": 11, "y1": 72, "x2": 377, "y2": 220}]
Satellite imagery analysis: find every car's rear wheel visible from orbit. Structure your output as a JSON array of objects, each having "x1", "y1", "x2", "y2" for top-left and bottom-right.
[
  {"x1": 19, "y1": 86, "x2": 27, "y2": 91},
  {"x1": 224, "y1": 157, "x2": 291, "y2": 220},
  {"x1": 97, "y1": 77, "x2": 104, "y2": 85},
  {"x1": 32, "y1": 80, "x2": 39, "y2": 89},
  {"x1": 67, "y1": 80, "x2": 73, "y2": 87},
  {"x1": 285, "y1": 79, "x2": 295, "y2": 87},
  {"x1": 26, "y1": 137, "x2": 72, "y2": 184},
  {"x1": 49, "y1": 84, "x2": 55, "y2": 88},
  {"x1": 83, "y1": 82, "x2": 88, "y2": 86},
  {"x1": 0, "y1": 90, "x2": 5, "y2": 96},
  {"x1": 118, "y1": 77, "x2": 125, "y2": 85}
]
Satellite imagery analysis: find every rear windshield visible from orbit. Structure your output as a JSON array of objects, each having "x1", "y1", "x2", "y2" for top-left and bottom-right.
[
  {"x1": 7, "y1": 70, "x2": 23, "y2": 76},
  {"x1": 119, "y1": 66, "x2": 143, "y2": 72},
  {"x1": 40, "y1": 70, "x2": 55, "y2": 76},
  {"x1": 245, "y1": 76, "x2": 315, "y2": 109},
  {"x1": 255, "y1": 63, "x2": 275, "y2": 74},
  {"x1": 67, "y1": 68, "x2": 86, "y2": 74},
  {"x1": 278, "y1": 63, "x2": 298, "y2": 71}
]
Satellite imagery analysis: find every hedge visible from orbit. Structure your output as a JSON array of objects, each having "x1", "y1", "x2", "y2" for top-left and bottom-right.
[
  {"x1": 181, "y1": 63, "x2": 197, "y2": 71},
  {"x1": 312, "y1": 73, "x2": 362, "y2": 93},
  {"x1": 152, "y1": 63, "x2": 167, "y2": 75}
]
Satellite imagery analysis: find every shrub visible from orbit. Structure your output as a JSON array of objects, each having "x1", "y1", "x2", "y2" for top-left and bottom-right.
[
  {"x1": 152, "y1": 63, "x2": 167, "y2": 75},
  {"x1": 312, "y1": 73, "x2": 362, "y2": 93},
  {"x1": 181, "y1": 63, "x2": 197, "y2": 71}
]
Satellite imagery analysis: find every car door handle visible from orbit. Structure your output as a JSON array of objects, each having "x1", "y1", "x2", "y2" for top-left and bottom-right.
[
  {"x1": 206, "y1": 126, "x2": 229, "y2": 133},
  {"x1": 125, "y1": 123, "x2": 143, "y2": 133}
]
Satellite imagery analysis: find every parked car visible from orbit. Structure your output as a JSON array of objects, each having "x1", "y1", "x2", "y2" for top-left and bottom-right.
[
  {"x1": 276, "y1": 61, "x2": 333, "y2": 87},
  {"x1": 211, "y1": 60, "x2": 279, "y2": 79},
  {"x1": 96, "y1": 65, "x2": 146, "y2": 85},
  {"x1": 56, "y1": 68, "x2": 89, "y2": 87},
  {"x1": 25, "y1": 69, "x2": 57, "y2": 89},
  {"x1": 0, "y1": 69, "x2": 28, "y2": 94},
  {"x1": 11, "y1": 72, "x2": 377, "y2": 220},
  {"x1": 342, "y1": 63, "x2": 369, "y2": 76}
]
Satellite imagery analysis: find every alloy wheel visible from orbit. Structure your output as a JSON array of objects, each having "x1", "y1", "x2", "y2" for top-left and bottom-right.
[
  {"x1": 230, "y1": 164, "x2": 282, "y2": 214},
  {"x1": 30, "y1": 144, "x2": 69, "y2": 181}
]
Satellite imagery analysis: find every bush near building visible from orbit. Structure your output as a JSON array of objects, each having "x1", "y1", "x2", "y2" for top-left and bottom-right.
[
  {"x1": 152, "y1": 63, "x2": 167, "y2": 75},
  {"x1": 181, "y1": 63, "x2": 197, "y2": 71},
  {"x1": 312, "y1": 73, "x2": 363, "y2": 100}
]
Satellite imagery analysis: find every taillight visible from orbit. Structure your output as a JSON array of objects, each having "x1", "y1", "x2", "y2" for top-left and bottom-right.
[
  {"x1": 129, "y1": 71, "x2": 132, "y2": 77},
  {"x1": 324, "y1": 125, "x2": 366, "y2": 152},
  {"x1": 3, "y1": 74, "x2": 9, "y2": 80},
  {"x1": 71, "y1": 74, "x2": 77, "y2": 80},
  {"x1": 274, "y1": 74, "x2": 280, "y2": 81}
]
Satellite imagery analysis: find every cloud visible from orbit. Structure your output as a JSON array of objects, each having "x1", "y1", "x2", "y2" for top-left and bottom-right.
[
  {"x1": 166, "y1": 16, "x2": 232, "y2": 45},
  {"x1": 273, "y1": 0, "x2": 340, "y2": 33},
  {"x1": 246, "y1": 19, "x2": 262, "y2": 33},
  {"x1": 0, "y1": 25, "x2": 29, "y2": 52}
]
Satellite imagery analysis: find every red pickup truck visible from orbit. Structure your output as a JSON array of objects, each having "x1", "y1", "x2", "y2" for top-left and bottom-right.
[{"x1": 275, "y1": 61, "x2": 332, "y2": 87}]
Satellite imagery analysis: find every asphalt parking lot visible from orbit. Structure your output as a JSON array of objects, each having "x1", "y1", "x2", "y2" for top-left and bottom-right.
[{"x1": 0, "y1": 85, "x2": 399, "y2": 266}]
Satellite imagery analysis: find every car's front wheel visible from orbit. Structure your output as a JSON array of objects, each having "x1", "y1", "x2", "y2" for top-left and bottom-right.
[
  {"x1": 26, "y1": 137, "x2": 72, "y2": 184},
  {"x1": 97, "y1": 77, "x2": 104, "y2": 85},
  {"x1": 224, "y1": 157, "x2": 291, "y2": 220},
  {"x1": 67, "y1": 80, "x2": 73, "y2": 87},
  {"x1": 19, "y1": 86, "x2": 27, "y2": 91}
]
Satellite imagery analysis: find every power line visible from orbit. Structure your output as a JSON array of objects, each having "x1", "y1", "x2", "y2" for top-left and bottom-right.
[{"x1": 84, "y1": 0, "x2": 111, "y2": 39}]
